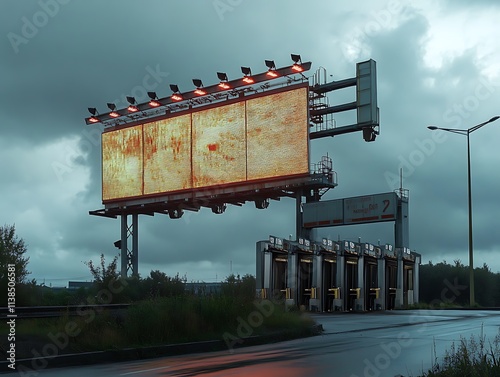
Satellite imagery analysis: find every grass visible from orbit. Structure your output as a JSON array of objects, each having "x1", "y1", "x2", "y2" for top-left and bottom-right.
[
  {"x1": 422, "y1": 325, "x2": 500, "y2": 376},
  {"x1": 0, "y1": 296, "x2": 318, "y2": 358}
]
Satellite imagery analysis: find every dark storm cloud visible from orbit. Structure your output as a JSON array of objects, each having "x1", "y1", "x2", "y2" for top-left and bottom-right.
[{"x1": 1, "y1": 0, "x2": 500, "y2": 285}]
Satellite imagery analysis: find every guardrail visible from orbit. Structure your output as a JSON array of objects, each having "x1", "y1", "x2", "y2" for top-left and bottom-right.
[{"x1": 1, "y1": 304, "x2": 131, "y2": 319}]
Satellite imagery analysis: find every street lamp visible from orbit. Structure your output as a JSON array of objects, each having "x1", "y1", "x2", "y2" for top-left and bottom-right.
[{"x1": 428, "y1": 116, "x2": 500, "y2": 306}]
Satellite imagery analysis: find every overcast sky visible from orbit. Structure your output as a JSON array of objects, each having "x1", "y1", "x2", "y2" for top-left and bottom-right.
[{"x1": 1, "y1": 0, "x2": 499, "y2": 287}]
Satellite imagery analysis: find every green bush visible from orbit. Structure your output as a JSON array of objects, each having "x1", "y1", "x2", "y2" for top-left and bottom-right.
[{"x1": 423, "y1": 326, "x2": 500, "y2": 376}]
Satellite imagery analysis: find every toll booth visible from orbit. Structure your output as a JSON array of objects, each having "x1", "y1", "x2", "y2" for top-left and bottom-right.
[
  {"x1": 255, "y1": 236, "x2": 289, "y2": 301},
  {"x1": 257, "y1": 236, "x2": 420, "y2": 311},
  {"x1": 308, "y1": 238, "x2": 339, "y2": 312},
  {"x1": 296, "y1": 238, "x2": 314, "y2": 309},
  {"x1": 362, "y1": 243, "x2": 381, "y2": 311},
  {"x1": 398, "y1": 247, "x2": 420, "y2": 307},
  {"x1": 339, "y1": 241, "x2": 360, "y2": 311},
  {"x1": 383, "y1": 244, "x2": 398, "y2": 310}
]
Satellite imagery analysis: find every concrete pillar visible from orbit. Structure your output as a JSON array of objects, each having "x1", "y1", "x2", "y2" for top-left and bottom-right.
[
  {"x1": 395, "y1": 250, "x2": 404, "y2": 308},
  {"x1": 286, "y1": 252, "x2": 297, "y2": 308},
  {"x1": 376, "y1": 257, "x2": 386, "y2": 310},
  {"x1": 336, "y1": 254, "x2": 345, "y2": 311},
  {"x1": 310, "y1": 253, "x2": 322, "y2": 312},
  {"x1": 356, "y1": 253, "x2": 364, "y2": 311},
  {"x1": 413, "y1": 253, "x2": 421, "y2": 304},
  {"x1": 395, "y1": 196, "x2": 409, "y2": 248},
  {"x1": 255, "y1": 241, "x2": 270, "y2": 298}
]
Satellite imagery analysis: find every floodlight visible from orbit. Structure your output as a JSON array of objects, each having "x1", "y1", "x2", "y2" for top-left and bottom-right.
[
  {"x1": 87, "y1": 108, "x2": 100, "y2": 123},
  {"x1": 170, "y1": 84, "x2": 183, "y2": 101},
  {"x1": 265, "y1": 60, "x2": 276, "y2": 69},
  {"x1": 217, "y1": 72, "x2": 228, "y2": 81},
  {"x1": 147, "y1": 91, "x2": 161, "y2": 107},
  {"x1": 107, "y1": 103, "x2": 120, "y2": 118},
  {"x1": 291, "y1": 54, "x2": 304, "y2": 72},
  {"x1": 241, "y1": 67, "x2": 254, "y2": 84},
  {"x1": 217, "y1": 72, "x2": 230, "y2": 89},
  {"x1": 291, "y1": 54, "x2": 301, "y2": 63},
  {"x1": 211, "y1": 204, "x2": 227, "y2": 214},
  {"x1": 192, "y1": 79, "x2": 207, "y2": 95},
  {"x1": 265, "y1": 60, "x2": 279, "y2": 77},
  {"x1": 255, "y1": 198, "x2": 269, "y2": 209},
  {"x1": 126, "y1": 96, "x2": 138, "y2": 112}
]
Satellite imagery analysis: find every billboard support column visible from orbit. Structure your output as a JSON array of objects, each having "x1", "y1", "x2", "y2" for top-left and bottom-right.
[
  {"x1": 120, "y1": 214, "x2": 128, "y2": 279},
  {"x1": 132, "y1": 214, "x2": 139, "y2": 277},
  {"x1": 295, "y1": 191, "x2": 302, "y2": 240}
]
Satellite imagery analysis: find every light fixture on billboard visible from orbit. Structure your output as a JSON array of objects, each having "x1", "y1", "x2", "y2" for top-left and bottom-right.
[
  {"x1": 241, "y1": 67, "x2": 254, "y2": 84},
  {"x1": 265, "y1": 60, "x2": 279, "y2": 77},
  {"x1": 291, "y1": 54, "x2": 304, "y2": 72},
  {"x1": 211, "y1": 204, "x2": 227, "y2": 214},
  {"x1": 126, "y1": 96, "x2": 139, "y2": 112},
  {"x1": 170, "y1": 84, "x2": 183, "y2": 101},
  {"x1": 168, "y1": 208, "x2": 184, "y2": 219},
  {"x1": 107, "y1": 103, "x2": 120, "y2": 118},
  {"x1": 87, "y1": 108, "x2": 100, "y2": 123},
  {"x1": 255, "y1": 198, "x2": 269, "y2": 209},
  {"x1": 192, "y1": 79, "x2": 207, "y2": 95},
  {"x1": 147, "y1": 92, "x2": 161, "y2": 107},
  {"x1": 217, "y1": 72, "x2": 231, "y2": 90}
]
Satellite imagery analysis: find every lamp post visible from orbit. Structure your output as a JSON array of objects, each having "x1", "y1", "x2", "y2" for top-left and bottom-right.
[{"x1": 428, "y1": 116, "x2": 499, "y2": 306}]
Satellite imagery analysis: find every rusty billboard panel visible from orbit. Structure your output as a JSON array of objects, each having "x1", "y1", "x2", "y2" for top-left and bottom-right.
[
  {"x1": 143, "y1": 114, "x2": 192, "y2": 195},
  {"x1": 246, "y1": 87, "x2": 309, "y2": 180},
  {"x1": 102, "y1": 125, "x2": 143, "y2": 201},
  {"x1": 101, "y1": 84, "x2": 309, "y2": 204},
  {"x1": 192, "y1": 101, "x2": 246, "y2": 188}
]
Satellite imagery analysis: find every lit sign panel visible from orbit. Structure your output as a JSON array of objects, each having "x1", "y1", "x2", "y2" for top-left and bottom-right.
[{"x1": 101, "y1": 85, "x2": 309, "y2": 203}]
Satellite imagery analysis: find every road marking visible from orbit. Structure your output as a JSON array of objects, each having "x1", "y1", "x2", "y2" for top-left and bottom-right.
[{"x1": 120, "y1": 366, "x2": 171, "y2": 375}]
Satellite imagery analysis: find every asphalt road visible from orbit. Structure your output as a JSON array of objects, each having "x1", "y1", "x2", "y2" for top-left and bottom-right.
[{"x1": 10, "y1": 310, "x2": 500, "y2": 377}]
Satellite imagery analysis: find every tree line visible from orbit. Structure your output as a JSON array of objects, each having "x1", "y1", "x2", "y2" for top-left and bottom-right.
[{"x1": 419, "y1": 259, "x2": 500, "y2": 307}]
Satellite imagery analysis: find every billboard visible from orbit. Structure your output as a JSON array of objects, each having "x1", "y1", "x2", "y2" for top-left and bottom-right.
[{"x1": 102, "y1": 84, "x2": 309, "y2": 203}]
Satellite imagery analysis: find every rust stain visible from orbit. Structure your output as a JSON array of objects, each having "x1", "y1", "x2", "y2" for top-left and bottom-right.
[
  {"x1": 208, "y1": 143, "x2": 218, "y2": 152},
  {"x1": 170, "y1": 136, "x2": 182, "y2": 159}
]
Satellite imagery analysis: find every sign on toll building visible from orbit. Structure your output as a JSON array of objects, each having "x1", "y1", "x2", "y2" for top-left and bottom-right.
[
  {"x1": 302, "y1": 192, "x2": 398, "y2": 228},
  {"x1": 344, "y1": 192, "x2": 397, "y2": 224}
]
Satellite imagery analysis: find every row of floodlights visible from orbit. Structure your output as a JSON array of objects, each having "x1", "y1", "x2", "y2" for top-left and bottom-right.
[{"x1": 86, "y1": 54, "x2": 310, "y2": 124}]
